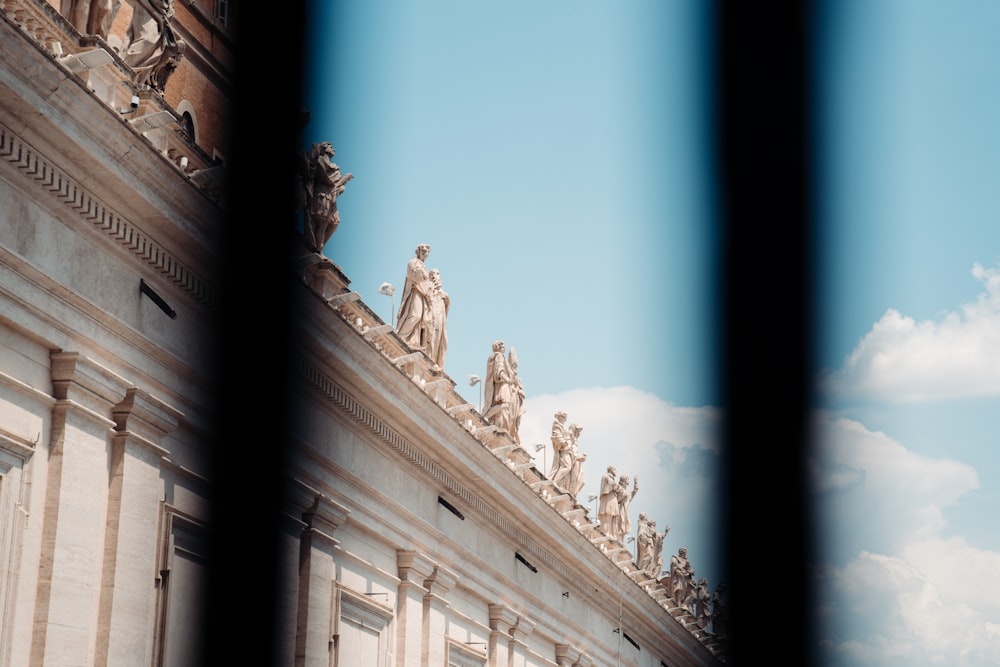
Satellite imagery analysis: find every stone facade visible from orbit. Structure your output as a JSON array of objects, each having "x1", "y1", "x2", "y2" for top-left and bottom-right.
[{"x1": 0, "y1": 1, "x2": 224, "y2": 664}]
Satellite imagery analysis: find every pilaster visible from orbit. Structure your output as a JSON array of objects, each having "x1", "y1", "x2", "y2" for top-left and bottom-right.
[
  {"x1": 421, "y1": 565, "x2": 458, "y2": 667},
  {"x1": 31, "y1": 352, "x2": 128, "y2": 667},
  {"x1": 507, "y1": 615, "x2": 534, "y2": 667},
  {"x1": 96, "y1": 387, "x2": 181, "y2": 666},
  {"x1": 395, "y1": 550, "x2": 436, "y2": 667},
  {"x1": 296, "y1": 494, "x2": 350, "y2": 667},
  {"x1": 488, "y1": 604, "x2": 518, "y2": 667}
]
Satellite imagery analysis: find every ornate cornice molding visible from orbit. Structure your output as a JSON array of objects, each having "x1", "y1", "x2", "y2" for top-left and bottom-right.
[
  {"x1": 299, "y1": 360, "x2": 570, "y2": 580},
  {"x1": 0, "y1": 122, "x2": 216, "y2": 308}
]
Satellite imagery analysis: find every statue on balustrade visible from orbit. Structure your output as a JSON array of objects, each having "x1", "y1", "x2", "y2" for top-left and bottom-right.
[
  {"x1": 395, "y1": 244, "x2": 433, "y2": 349},
  {"x1": 427, "y1": 268, "x2": 450, "y2": 370},
  {"x1": 483, "y1": 340, "x2": 517, "y2": 440},
  {"x1": 549, "y1": 411, "x2": 571, "y2": 482},
  {"x1": 597, "y1": 466, "x2": 618, "y2": 537},
  {"x1": 301, "y1": 141, "x2": 354, "y2": 253},
  {"x1": 507, "y1": 347, "x2": 525, "y2": 444},
  {"x1": 61, "y1": 0, "x2": 120, "y2": 39},
  {"x1": 693, "y1": 577, "x2": 712, "y2": 628},
  {"x1": 565, "y1": 423, "x2": 587, "y2": 498},
  {"x1": 668, "y1": 547, "x2": 695, "y2": 609},
  {"x1": 614, "y1": 474, "x2": 639, "y2": 542},
  {"x1": 636, "y1": 513, "x2": 669, "y2": 578}
]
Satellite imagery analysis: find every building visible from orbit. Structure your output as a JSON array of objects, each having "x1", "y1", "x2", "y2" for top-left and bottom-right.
[
  {"x1": 0, "y1": 1, "x2": 231, "y2": 664},
  {"x1": 0, "y1": 2, "x2": 726, "y2": 665}
]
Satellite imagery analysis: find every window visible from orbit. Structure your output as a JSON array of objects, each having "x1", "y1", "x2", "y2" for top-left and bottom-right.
[
  {"x1": 215, "y1": 0, "x2": 228, "y2": 27},
  {"x1": 153, "y1": 508, "x2": 209, "y2": 667},
  {"x1": 336, "y1": 589, "x2": 392, "y2": 667},
  {"x1": 447, "y1": 640, "x2": 487, "y2": 667}
]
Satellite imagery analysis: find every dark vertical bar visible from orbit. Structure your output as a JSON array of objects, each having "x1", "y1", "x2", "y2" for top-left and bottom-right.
[
  {"x1": 202, "y1": 3, "x2": 307, "y2": 665},
  {"x1": 715, "y1": 0, "x2": 816, "y2": 662}
]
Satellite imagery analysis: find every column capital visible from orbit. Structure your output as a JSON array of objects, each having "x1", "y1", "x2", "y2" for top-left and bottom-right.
[
  {"x1": 111, "y1": 387, "x2": 182, "y2": 457},
  {"x1": 397, "y1": 550, "x2": 436, "y2": 584},
  {"x1": 509, "y1": 615, "x2": 534, "y2": 644},
  {"x1": 488, "y1": 604, "x2": 519, "y2": 634},
  {"x1": 50, "y1": 351, "x2": 129, "y2": 410},
  {"x1": 423, "y1": 565, "x2": 458, "y2": 601},
  {"x1": 303, "y1": 493, "x2": 350, "y2": 545}
]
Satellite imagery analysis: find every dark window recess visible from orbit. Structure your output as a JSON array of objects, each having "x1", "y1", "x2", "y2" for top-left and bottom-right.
[
  {"x1": 181, "y1": 111, "x2": 194, "y2": 138},
  {"x1": 140, "y1": 279, "x2": 176, "y2": 319},
  {"x1": 613, "y1": 629, "x2": 641, "y2": 651},
  {"x1": 437, "y1": 496, "x2": 465, "y2": 520},
  {"x1": 215, "y1": 0, "x2": 228, "y2": 26},
  {"x1": 514, "y1": 552, "x2": 537, "y2": 573}
]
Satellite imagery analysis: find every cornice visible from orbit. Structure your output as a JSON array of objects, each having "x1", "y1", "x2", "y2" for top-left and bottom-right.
[{"x1": 0, "y1": 122, "x2": 216, "y2": 309}]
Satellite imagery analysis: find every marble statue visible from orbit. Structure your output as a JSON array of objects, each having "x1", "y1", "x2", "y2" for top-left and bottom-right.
[
  {"x1": 636, "y1": 514, "x2": 669, "y2": 578},
  {"x1": 693, "y1": 578, "x2": 712, "y2": 629},
  {"x1": 565, "y1": 424, "x2": 587, "y2": 498},
  {"x1": 396, "y1": 245, "x2": 433, "y2": 350},
  {"x1": 483, "y1": 340, "x2": 517, "y2": 439},
  {"x1": 427, "y1": 268, "x2": 450, "y2": 369},
  {"x1": 148, "y1": 31, "x2": 186, "y2": 92},
  {"x1": 508, "y1": 348, "x2": 525, "y2": 444},
  {"x1": 615, "y1": 474, "x2": 639, "y2": 541},
  {"x1": 651, "y1": 522, "x2": 667, "y2": 578},
  {"x1": 597, "y1": 466, "x2": 618, "y2": 536},
  {"x1": 124, "y1": 1, "x2": 177, "y2": 86},
  {"x1": 302, "y1": 142, "x2": 354, "y2": 253},
  {"x1": 668, "y1": 547, "x2": 695, "y2": 608},
  {"x1": 61, "y1": 0, "x2": 120, "y2": 39},
  {"x1": 548, "y1": 411, "x2": 571, "y2": 481}
]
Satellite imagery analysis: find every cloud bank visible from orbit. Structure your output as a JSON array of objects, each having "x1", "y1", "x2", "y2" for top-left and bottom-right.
[
  {"x1": 812, "y1": 413, "x2": 1000, "y2": 666},
  {"x1": 822, "y1": 262, "x2": 1000, "y2": 403}
]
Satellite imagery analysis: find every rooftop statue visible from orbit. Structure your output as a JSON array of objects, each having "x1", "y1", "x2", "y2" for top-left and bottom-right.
[
  {"x1": 668, "y1": 547, "x2": 696, "y2": 609},
  {"x1": 61, "y1": 0, "x2": 119, "y2": 39},
  {"x1": 551, "y1": 419, "x2": 586, "y2": 496},
  {"x1": 508, "y1": 348, "x2": 525, "y2": 444},
  {"x1": 615, "y1": 474, "x2": 639, "y2": 541},
  {"x1": 565, "y1": 423, "x2": 587, "y2": 498},
  {"x1": 636, "y1": 513, "x2": 669, "y2": 578},
  {"x1": 597, "y1": 466, "x2": 618, "y2": 538},
  {"x1": 549, "y1": 411, "x2": 572, "y2": 481},
  {"x1": 427, "y1": 268, "x2": 450, "y2": 370},
  {"x1": 711, "y1": 583, "x2": 729, "y2": 640},
  {"x1": 301, "y1": 141, "x2": 354, "y2": 253},
  {"x1": 124, "y1": 1, "x2": 183, "y2": 89},
  {"x1": 693, "y1": 577, "x2": 712, "y2": 629},
  {"x1": 59, "y1": 1, "x2": 186, "y2": 91},
  {"x1": 396, "y1": 245, "x2": 433, "y2": 350},
  {"x1": 483, "y1": 340, "x2": 517, "y2": 440}
]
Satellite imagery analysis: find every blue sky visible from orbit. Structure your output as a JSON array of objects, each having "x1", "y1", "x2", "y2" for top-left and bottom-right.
[
  {"x1": 813, "y1": 1, "x2": 1000, "y2": 664},
  {"x1": 304, "y1": 2, "x2": 1000, "y2": 662},
  {"x1": 303, "y1": 0, "x2": 724, "y2": 592}
]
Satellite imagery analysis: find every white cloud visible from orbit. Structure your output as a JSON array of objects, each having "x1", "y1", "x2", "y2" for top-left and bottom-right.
[
  {"x1": 813, "y1": 413, "x2": 978, "y2": 555},
  {"x1": 520, "y1": 387, "x2": 724, "y2": 584},
  {"x1": 818, "y1": 550, "x2": 1000, "y2": 667},
  {"x1": 812, "y1": 413, "x2": 1000, "y2": 665},
  {"x1": 822, "y1": 262, "x2": 1000, "y2": 403}
]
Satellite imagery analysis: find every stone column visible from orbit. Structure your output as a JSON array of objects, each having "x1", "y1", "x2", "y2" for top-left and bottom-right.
[
  {"x1": 421, "y1": 565, "x2": 458, "y2": 667},
  {"x1": 95, "y1": 386, "x2": 181, "y2": 666},
  {"x1": 507, "y1": 615, "x2": 534, "y2": 667},
  {"x1": 30, "y1": 352, "x2": 128, "y2": 667},
  {"x1": 488, "y1": 604, "x2": 518, "y2": 667},
  {"x1": 295, "y1": 494, "x2": 350, "y2": 667},
  {"x1": 395, "y1": 551, "x2": 436, "y2": 667}
]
